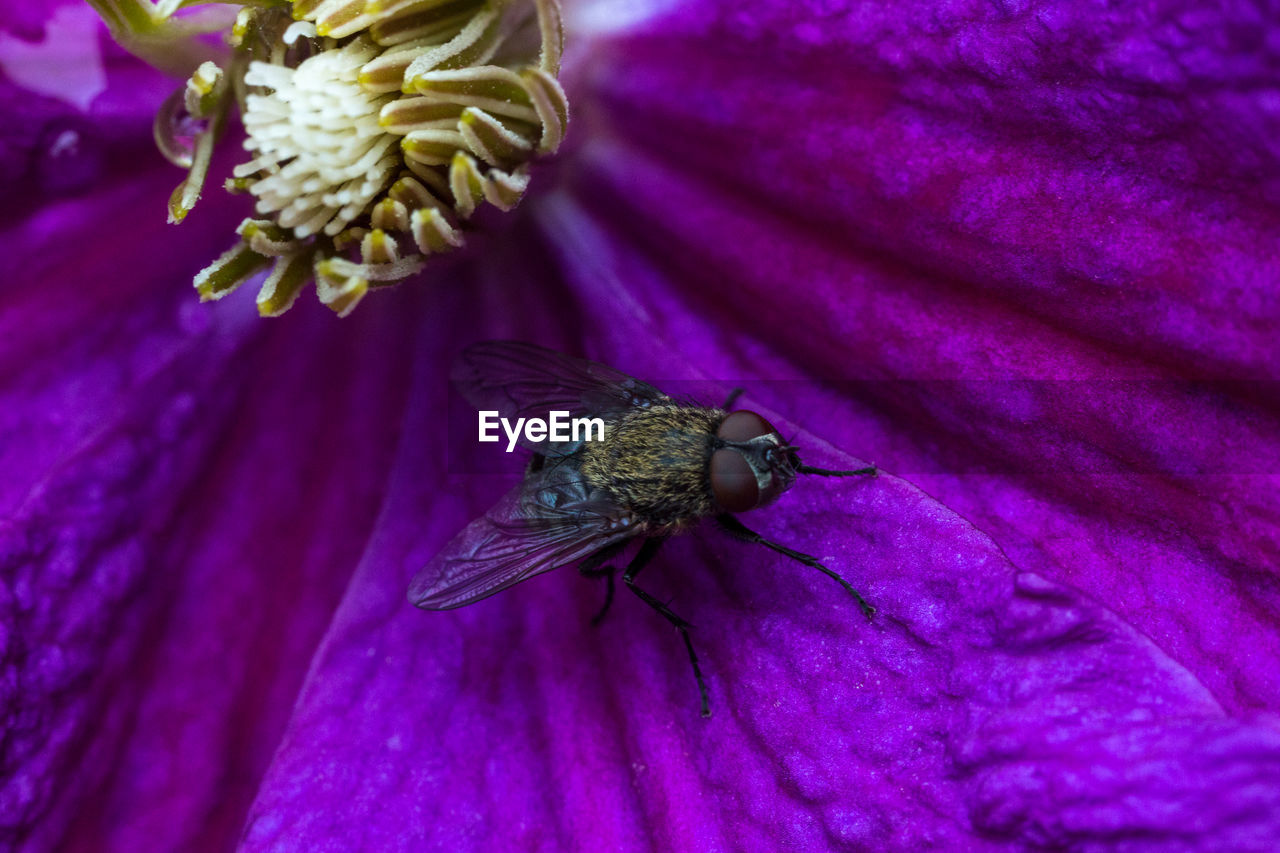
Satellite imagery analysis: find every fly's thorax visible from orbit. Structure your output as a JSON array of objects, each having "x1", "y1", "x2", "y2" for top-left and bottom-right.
[{"x1": 578, "y1": 406, "x2": 723, "y2": 527}]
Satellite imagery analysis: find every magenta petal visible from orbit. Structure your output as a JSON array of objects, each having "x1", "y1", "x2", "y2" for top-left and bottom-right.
[
  {"x1": 559, "y1": 0, "x2": 1280, "y2": 713},
  {"x1": 241, "y1": 306, "x2": 1280, "y2": 846},
  {"x1": 244, "y1": 1, "x2": 1279, "y2": 847},
  {"x1": 4, "y1": 0, "x2": 1279, "y2": 850},
  {"x1": 0, "y1": 181, "x2": 421, "y2": 850},
  {"x1": 0, "y1": 61, "x2": 418, "y2": 847},
  {"x1": 1, "y1": 8, "x2": 173, "y2": 212}
]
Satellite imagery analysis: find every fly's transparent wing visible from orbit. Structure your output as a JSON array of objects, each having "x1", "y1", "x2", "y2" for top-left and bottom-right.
[
  {"x1": 409, "y1": 462, "x2": 639, "y2": 610},
  {"x1": 453, "y1": 341, "x2": 669, "y2": 455}
]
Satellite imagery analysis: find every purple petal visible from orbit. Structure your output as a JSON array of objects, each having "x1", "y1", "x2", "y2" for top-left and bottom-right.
[
  {"x1": 0, "y1": 190, "x2": 423, "y2": 852},
  {"x1": 0, "y1": 36, "x2": 419, "y2": 850},
  {"x1": 242, "y1": 0, "x2": 1280, "y2": 848},
  {"x1": 1, "y1": 5, "x2": 174, "y2": 212},
  {"x1": 559, "y1": 0, "x2": 1280, "y2": 711},
  {"x1": 241, "y1": 280, "x2": 1280, "y2": 847},
  {"x1": 3, "y1": 0, "x2": 1278, "y2": 850}
]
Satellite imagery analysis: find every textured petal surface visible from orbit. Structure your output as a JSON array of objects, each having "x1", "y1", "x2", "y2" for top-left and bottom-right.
[
  {"x1": 242, "y1": 0, "x2": 1280, "y2": 849},
  {"x1": 555, "y1": 0, "x2": 1280, "y2": 716},
  {"x1": 242, "y1": 292, "x2": 1280, "y2": 851},
  {"x1": 0, "y1": 19, "x2": 417, "y2": 850},
  {"x1": 0, "y1": 190, "x2": 421, "y2": 852},
  {"x1": 2, "y1": 0, "x2": 1278, "y2": 851}
]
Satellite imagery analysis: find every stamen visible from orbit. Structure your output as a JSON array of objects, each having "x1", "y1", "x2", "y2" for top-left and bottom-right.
[
  {"x1": 98, "y1": 0, "x2": 568, "y2": 316},
  {"x1": 237, "y1": 39, "x2": 400, "y2": 238}
]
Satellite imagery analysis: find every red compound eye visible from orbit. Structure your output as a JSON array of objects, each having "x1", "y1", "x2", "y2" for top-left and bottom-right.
[
  {"x1": 711, "y1": 449, "x2": 757, "y2": 512},
  {"x1": 716, "y1": 410, "x2": 776, "y2": 442},
  {"x1": 711, "y1": 410, "x2": 780, "y2": 512}
]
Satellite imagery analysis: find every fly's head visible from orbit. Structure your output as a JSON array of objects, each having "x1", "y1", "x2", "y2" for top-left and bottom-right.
[{"x1": 709, "y1": 410, "x2": 798, "y2": 514}]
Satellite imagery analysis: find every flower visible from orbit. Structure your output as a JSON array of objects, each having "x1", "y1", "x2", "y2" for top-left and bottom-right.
[
  {"x1": 3, "y1": 1, "x2": 1279, "y2": 851},
  {"x1": 95, "y1": 0, "x2": 568, "y2": 316}
]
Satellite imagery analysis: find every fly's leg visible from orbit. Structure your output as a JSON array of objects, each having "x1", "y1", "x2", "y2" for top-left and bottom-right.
[
  {"x1": 578, "y1": 566, "x2": 615, "y2": 626},
  {"x1": 721, "y1": 387, "x2": 745, "y2": 410},
  {"x1": 715, "y1": 514, "x2": 876, "y2": 618},
  {"x1": 578, "y1": 542, "x2": 626, "y2": 626},
  {"x1": 622, "y1": 537, "x2": 711, "y2": 717}
]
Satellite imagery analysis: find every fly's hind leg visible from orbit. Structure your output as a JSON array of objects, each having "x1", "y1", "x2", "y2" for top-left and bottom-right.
[
  {"x1": 621, "y1": 537, "x2": 712, "y2": 717},
  {"x1": 716, "y1": 514, "x2": 876, "y2": 618},
  {"x1": 578, "y1": 542, "x2": 626, "y2": 626}
]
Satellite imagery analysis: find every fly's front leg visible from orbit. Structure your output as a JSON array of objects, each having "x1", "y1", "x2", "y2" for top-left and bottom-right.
[
  {"x1": 622, "y1": 537, "x2": 711, "y2": 718},
  {"x1": 716, "y1": 514, "x2": 876, "y2": 618}
]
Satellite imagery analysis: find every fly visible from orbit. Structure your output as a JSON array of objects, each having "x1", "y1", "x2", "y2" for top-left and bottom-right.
[{"x1": 410, "y1": 341, "x2": 877, "y2": 716}]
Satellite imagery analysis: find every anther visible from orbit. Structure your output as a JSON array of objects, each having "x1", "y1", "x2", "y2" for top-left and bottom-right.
[{"x1": 108, "y1": 0, "x2": 567, "y2": 316}]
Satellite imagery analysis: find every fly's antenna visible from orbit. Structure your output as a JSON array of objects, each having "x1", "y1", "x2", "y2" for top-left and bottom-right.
[
  {"x1": 781, "y1": 439, "x2": 874, "y2": 476},
  {"x1": 797, "y1": 464, "x2": 877, "y2": 477}
]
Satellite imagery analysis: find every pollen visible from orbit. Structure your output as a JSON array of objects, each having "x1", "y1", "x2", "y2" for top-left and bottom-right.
[
  {"x1": 126, "y1": 0, "x2": 567, "y2": 316},
  {"x1": 237, "y1": 39, "x2": 400, "y2": 240}
]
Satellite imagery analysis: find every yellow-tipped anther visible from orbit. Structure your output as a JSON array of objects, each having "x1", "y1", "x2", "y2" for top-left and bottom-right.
[{"x1": 102, "y1": 0, "x2": 568, "y2": 316}]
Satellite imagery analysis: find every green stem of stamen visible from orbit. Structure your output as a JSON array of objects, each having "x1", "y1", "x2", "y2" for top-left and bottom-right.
[{"x1": 167, "y1": 51, "x2": 242, "y2": 222}]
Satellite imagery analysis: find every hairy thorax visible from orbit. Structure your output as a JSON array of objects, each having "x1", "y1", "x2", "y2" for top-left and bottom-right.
[{"x1": 578, "y1": 406, "x2": 726, "y2": 530}]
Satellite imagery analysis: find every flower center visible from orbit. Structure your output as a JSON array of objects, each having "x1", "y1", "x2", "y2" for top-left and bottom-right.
[
  {"x1": 238, "y1": 36, "x2": 399, "y2": 239},
  {"x1": 126, "y1": 0, "x2": 568, "y2": 316}
]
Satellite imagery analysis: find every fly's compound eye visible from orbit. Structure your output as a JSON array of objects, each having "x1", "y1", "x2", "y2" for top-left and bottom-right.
[
  {"x1": 711, "y1": 410, "x2": 782, "y2": 513},
  {"x1": 711, "y1": 448, "x2": 758, "y2": 512},
  {"x1": 716, "y1": 410, "x2": 777, "y2": 442}
]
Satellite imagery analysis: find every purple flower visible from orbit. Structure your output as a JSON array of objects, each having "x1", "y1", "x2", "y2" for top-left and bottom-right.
[{"x1": 3, "y1": 1, "x2": 1279, "y2": 850}]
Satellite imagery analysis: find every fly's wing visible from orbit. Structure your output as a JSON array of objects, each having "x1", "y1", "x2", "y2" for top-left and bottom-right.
[
  {"x1": 409, "y1": 462, "x2": 638, "y2": 610},
  {"x1": 454, "y1": 341, "x2": 669, "y2": 456}
]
